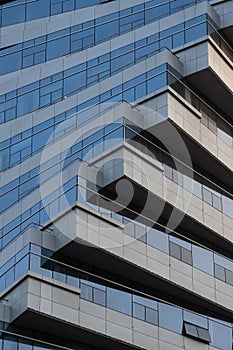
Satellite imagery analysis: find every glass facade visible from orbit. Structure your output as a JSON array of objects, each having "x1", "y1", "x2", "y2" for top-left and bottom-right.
[
  {"x1": 0, "y1": 14, "x2": 214, "y2": 76},
  {"x1": 1, "y1": 121, "x2": 233, "y2": 269},
  {"x1": 1, "y1": 0, "x2": 233, "y2": 349},
  {"x1": 0, "y1": 0, "x2": 212, "y2": 28},
  {"x1": 0, "y1": 0, "x2": 114, "y2": 27}
]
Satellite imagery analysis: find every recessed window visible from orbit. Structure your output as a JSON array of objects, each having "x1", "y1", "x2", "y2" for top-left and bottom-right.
[
  {"x1": 184, "y1": 323, "x2": 198, "y2": 337},
  {"x1": 203, "y1": 188, "x2": 212, "y2": 205},
  {"x1": 197, "y1": 327, "x2": 211, "y2": 343},
  {"x1": 181, "y1": 247, "x2": 192, "y2": 265},
  {"x1": 169, "y1": 242, "x2": 192, "y2": 265},
  {"x1": 225, "y1": 270, "x2": 233, "y2": 286},
  {"x1": 184, "y1": 322, "x2": 211, "y2": 343},
  {"x1": 214, "y1": 263, "x2": 233, "y2": 286},
  {"x1": 107, "y1": 287, "x2": 132, "y2": 315},
  {"x1": 213, "y1": 195, "x2": 222, "y2": 211},
  {"x1": 133, "y1": 302, "x2": 145, "y2": 321},
  {"x1": 170, "y1": 242, "x2": 181, "y2": 260},
  {"x1": 214, "y1": 264, "x2": 225, "y2": 281},
  {"x1": 93, "y1": 288, "x2": 106, "y2": 306},
  {"x1": 81, "y1": 283, "x2": 93, "y2": 302},
  {"x1": 146, "y1": 307, "x2": 158, "y2": 325},
  {"x1": 163, "y1": 164, "x2": 173, "y2": 180}
]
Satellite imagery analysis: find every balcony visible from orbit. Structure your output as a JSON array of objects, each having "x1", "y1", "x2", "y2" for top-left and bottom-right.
[
  {"x1": 214, "y1": 0, "x2": 233, "y2": 46},
  {"x1": 87, "y1": 126, "x2": 233, "y2": 250},
  {"x1": 1, "y1": 100, "x2": 232, "y2": 254},
  {"x1": 0, "y1": 272, "x2": 143, "y2": 350},
  {"x1": 1, "y1": 250, "x2": 233, "y2": 347},
  {"x1": 177, "y1": 38, "x2": 233, "y2": 119},
  {"x1": 1, "y1": 206, "x2": 233, "y2": 327},
  {"x1": 139, "y1": 86, "x2": 233, "y2": 192},
  {"x1": 1, "y1": 104, "x2": 232, "y2": 321}
]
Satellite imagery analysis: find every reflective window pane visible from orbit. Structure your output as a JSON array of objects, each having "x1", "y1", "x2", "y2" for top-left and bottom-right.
[
  {"x1": 159, "y1": 303, "x2": 182, "y2": 333},
  {"x1": 18, "y1": 339, "x2": 33, "y2": 350},
  {"x1": 26, "y1": 0, "x2": 50, "y2": 21},
  {"x1": 214, "y1": 264, "x2": 225, "y2": 281},
  {"x1": 93, "y1": 288, "x2": 106, "y2": 306},
  {"x1": 210, "y1": 321, "x2": 232, "y2": 350},
  {"x1": 107, "y1": 287, "x2": 132, "y2": 315},
  {"x1": 197, "y1": 327, "x2": 211, "y2": 343},
  {"x1": 3, "y1": 336, "x2": 18, "y2": 350},
  {"x1": 147, "y1": 228, "x2": 169, "y2": 253},
  {"x1": 222, "y1": 196, "x2": 233, "y2": 219},
  {"x1": 225, "y1": 270, "x2": 233, "y2": 286},
  {"x1": 133, "y1": 303, "x2": 145, "y2": 321},
  {"x1": 184, "y1": 323, "x2": 198, "y2": 337},
  {"x1": 81, "y1": 283, "x2": 93, "y2": 301},
  {"x1": 181, "y1": 247, "x2": 192, "y2": 265},
  {"x1": 183, "y1": 311, "x2": 208, "y2": 328},
  {"x1": 2, "y1": 5, "x2": 25, "y2": 26},
  {"x1": 170, "y1": 242, "x2": 181, "y2": 260},
  {"x1": 192, "y1": 246, "x2": 214, "y2": 275},
  {"x1": 146, "y1": 308, "x2": 158, "y2": 325}
]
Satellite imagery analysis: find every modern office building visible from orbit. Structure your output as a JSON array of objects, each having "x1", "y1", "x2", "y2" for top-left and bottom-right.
[{"x1": 0, "y1": 0, "x2": 233, "y2": 349}]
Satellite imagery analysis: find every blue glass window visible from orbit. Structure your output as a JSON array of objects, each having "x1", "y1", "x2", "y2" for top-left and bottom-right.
[
  {"x1": 222, "y1": 196, "x2": 233, "y2": 219},
  {"x1": 2, "y1": 4, "x2": 25, "y2": 26},
  {"x1": 26, "y1": 0, "x2": 50, "y2": 21},
  {"x1": 145, "y1": 3, "x2": 169, "y2": 23},
  {"x1": 185, "y1": 23, "x2": 207, "y2": 43},
  {"x1": 183, "y1": 311, "x2": 208, "y2": 328},
  {"x1": 173, "y1": 32, "x2": 185, "y2": 47},
  {"x1": 210, "y1": 321, "x2": 232, "y2": 350},
  {"x1": 111, "y1": 52, "x2": 134, "y2": 73},
  {"x1": 81, "y1": 283, "x2": 93, "y2": 301},
  {"x1": 64, "y1": 71, "x2": 86, "y2": 95},
  {"x1": 93, "y1": 288, "x2": 106, "y2": 306},
  {"x1": 96, "y1": 20, "x2": 119, "y2": 42},
  {"x1": 18, "y1": 339, "x2": 33, "y2": 350},
  {"x1": 32, "y1": 127, "x2": 53, "y2": 152},
  {"x1": 147, "y1": 228, "x2": 169, "y2": 253},
  {"x1": 147, "y1": 72, "x2": 167, "y2": 94},
  {"x1": 107, "y1": 287, "x2": 132, "y2": 315},
  {"x1": 0, "y1": 52, "x2": 22, "y2": 75},
  {"x1": 3, "y1": 336, "x2": 18, "y2": 350},
  {"x1": 159, "y1": 303, "x2": 182, "y2": 333},
  {"x1": 0, "y1": 148, "x2": 10, "y2": 171},
  {"x1": 1, "y1": 187, "x2": 18, "y2": 212},
  {"x1": 17, "y1": 90, "x2": 39, "y2": 117},
  {"x1": 15, "y1": 255, "x2": 29, "y2": 280},
  {"x1": 192, "y1": 246, "x2": 214, "y2": 275},
  {"x1": 47, "y1": 35, "x2": 70, "y2": 60}
]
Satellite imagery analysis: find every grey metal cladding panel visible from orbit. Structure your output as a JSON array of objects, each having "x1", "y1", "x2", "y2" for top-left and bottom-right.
[{"x1": 214, "y1": 0, "x2": 233, "y2": 28}]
